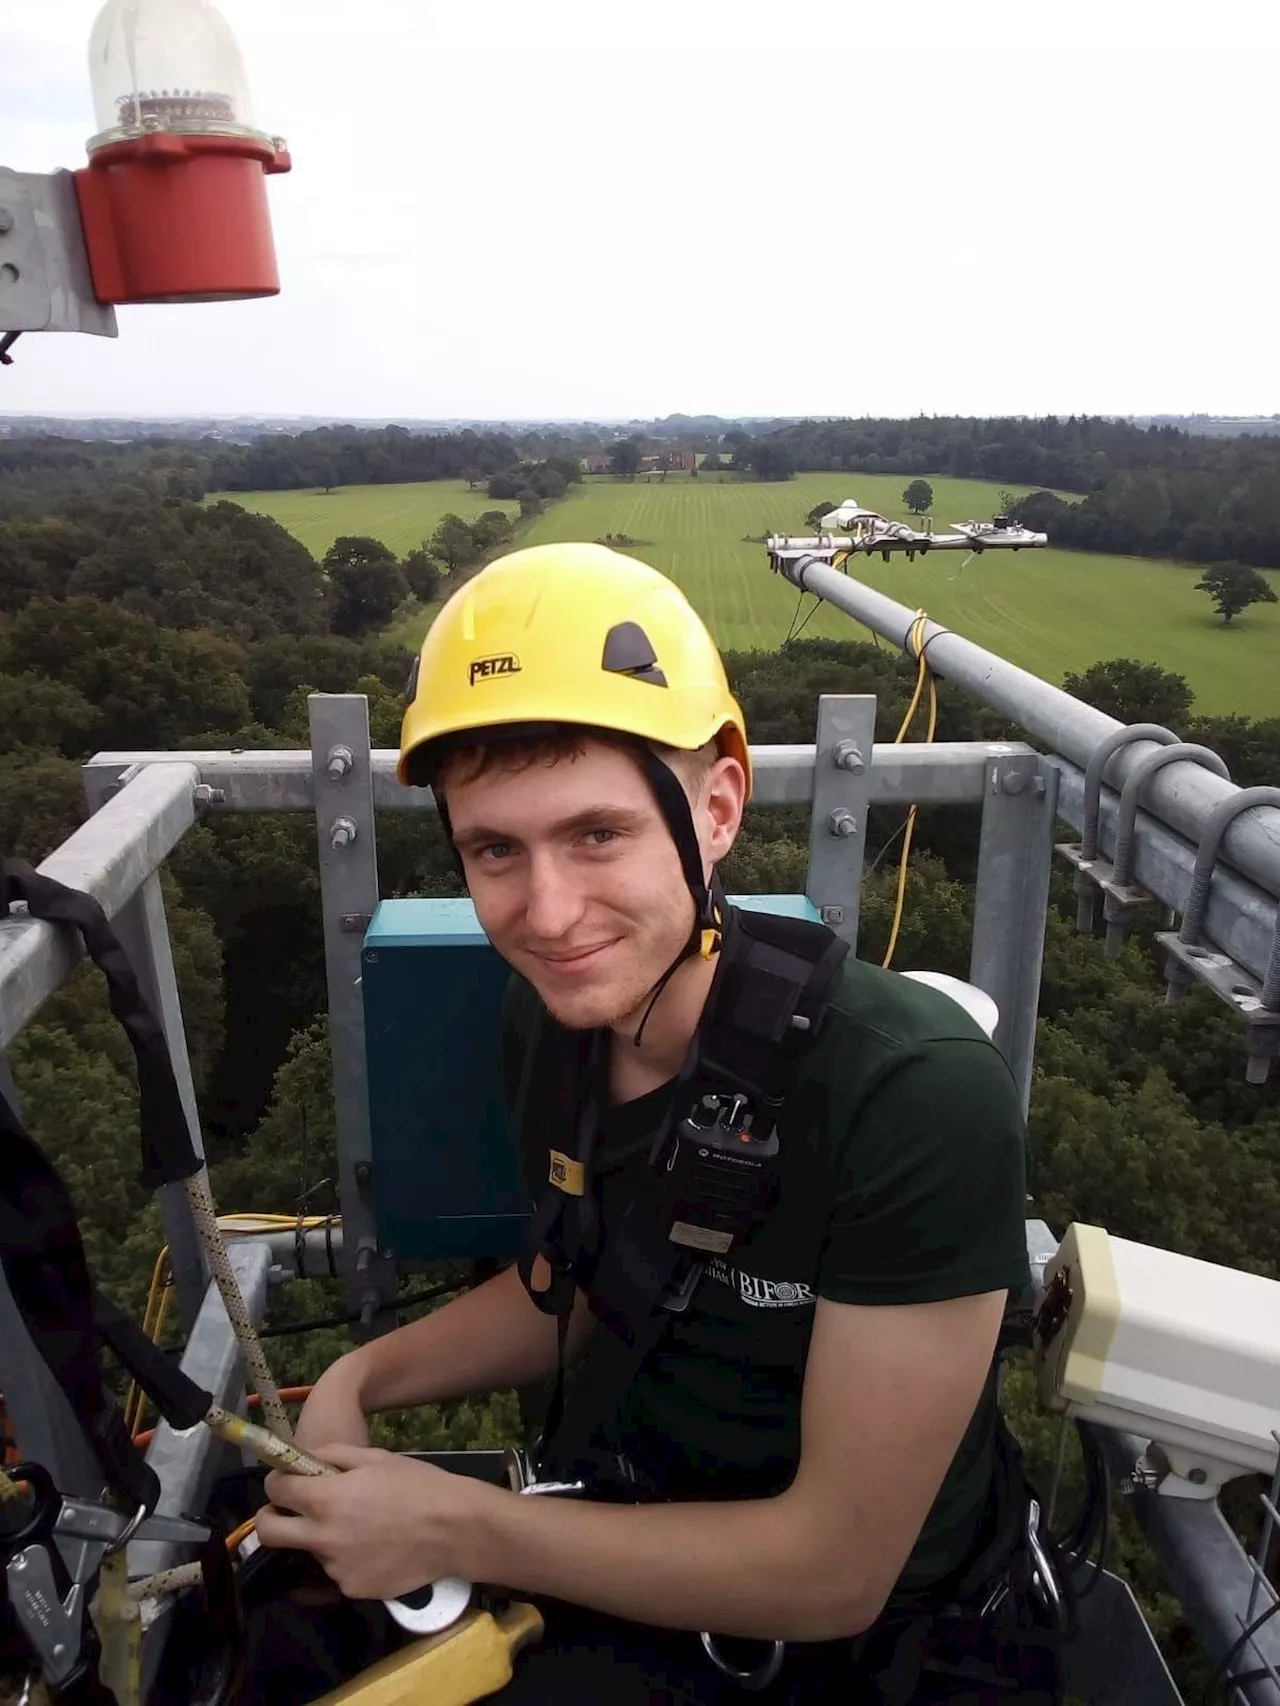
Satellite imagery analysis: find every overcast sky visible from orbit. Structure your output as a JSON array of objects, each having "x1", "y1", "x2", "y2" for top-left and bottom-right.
[{"x1": 1, "y1": 0, "x2": 1275, "y2": 422}]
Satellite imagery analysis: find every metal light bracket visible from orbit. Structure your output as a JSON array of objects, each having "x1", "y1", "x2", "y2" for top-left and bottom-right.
[
  {"x1": 1056, "y1": 724, "x2": 1178, "y2": 933},
  {"x1": 1155, "y1": 785, "x2": 1280, "y2": 1083}
]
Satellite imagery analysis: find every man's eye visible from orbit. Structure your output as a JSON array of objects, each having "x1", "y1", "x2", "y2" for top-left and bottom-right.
[
  {"x1": 582, "y1": 829, "x2": 618, "y2": 847},
  {"x1": 477, "y1": 842, "x2": 511, "y2": 862}
]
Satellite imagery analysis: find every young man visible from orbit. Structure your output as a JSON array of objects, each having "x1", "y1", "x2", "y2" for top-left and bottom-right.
[{"x1": 256, "y1": 543, "x2": 1046, "y2": 1703}]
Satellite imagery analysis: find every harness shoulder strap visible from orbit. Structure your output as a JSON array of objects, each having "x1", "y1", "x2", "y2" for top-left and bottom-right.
[{"x1": 533, "y1": 905, "x2": 849, "y2": 1483}]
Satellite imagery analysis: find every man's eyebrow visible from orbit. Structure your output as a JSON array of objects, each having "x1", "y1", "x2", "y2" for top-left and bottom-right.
[{"x1": 452, "y1": 805, "x2": 649, "y2": 851}]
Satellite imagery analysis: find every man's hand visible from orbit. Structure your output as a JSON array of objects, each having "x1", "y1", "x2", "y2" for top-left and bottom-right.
[{"x1": 255, "y1": 1444, "x2": 497, "y2": 1602}]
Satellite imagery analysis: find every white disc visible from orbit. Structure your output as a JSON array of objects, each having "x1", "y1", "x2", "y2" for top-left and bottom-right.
[
  {"x1": 385, "y1": 1575, "x2": 473, "y2": 1634},
  {"x1": 901, "y1": 971, "x2": 1000, "y2": 1038}
]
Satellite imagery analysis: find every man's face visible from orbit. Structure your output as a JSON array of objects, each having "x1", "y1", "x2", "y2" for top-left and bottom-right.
[{"x1": 446, "y1": 741, "x2": 712, "y2": 1031}]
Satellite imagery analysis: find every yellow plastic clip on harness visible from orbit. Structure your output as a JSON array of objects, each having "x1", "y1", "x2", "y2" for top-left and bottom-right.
[{"x1": 311, "y1": 1603, "x2": 545, "y2": 1706}]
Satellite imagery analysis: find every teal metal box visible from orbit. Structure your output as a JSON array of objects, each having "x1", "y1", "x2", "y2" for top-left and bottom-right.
[{"x1": 361, "y1": 895, "x2": 820, "y2": 1262}]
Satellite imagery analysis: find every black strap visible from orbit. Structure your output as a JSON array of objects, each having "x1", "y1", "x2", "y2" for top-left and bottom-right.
[
  {"x1": 0, "y1": 860, "x2": 201, "y2": 1190},
  {"x1": 0, "y1": 1083, "x2": 160, "y2": 1512},
  {"x1": 526, "y1": 905, "x2": 848, "y2": 1484},
  {"x1": 0, "y1": 857, "x2": 206, "y2": 1507}
]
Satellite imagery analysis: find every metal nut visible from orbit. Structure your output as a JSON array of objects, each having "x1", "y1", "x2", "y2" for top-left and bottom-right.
[
  {"x1": 329, "y1": 816, "x2": 358, "y2": 850},
  {"x1": 194, "y1": 784, "x2": 225, "y2": 807},
  {"x1": 1000, "y1": 769, "x2": 1028, "y2": 796},
  {"x1": 326, "y1": 744, "x2": 354, "y2": 781},
  {"x1": 827, "y1": 809, "x2": 859, "y2": 839},
  {"x1": 821, "y1": 905, "x2": 845, "y2": 926},
  {"x1": 832, "y1": 739, "x2": 866, "y2": 775}
]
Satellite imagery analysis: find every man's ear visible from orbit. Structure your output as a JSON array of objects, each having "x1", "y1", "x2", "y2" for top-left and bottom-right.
[{"x1": 699, "y1": 755, "x2": 747, "y2": 868}]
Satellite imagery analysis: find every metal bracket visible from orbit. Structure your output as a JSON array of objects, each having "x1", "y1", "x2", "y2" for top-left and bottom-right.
[
  {"x1": 0, "y1": 170, "x2": 116, "y2": 338},
  {"x1": 806, "y1": 695, "x2": 876, "y2": 947},
  {"x1": 1057, "y1": 724, "x2": 1178, "y2": 932},
  {"x1": 1098, "y1": 745, "x2": 1231, "y2": 956},
  {"x1": 1156, "y1": 786, "x2": 1280, "y2": 1083}
]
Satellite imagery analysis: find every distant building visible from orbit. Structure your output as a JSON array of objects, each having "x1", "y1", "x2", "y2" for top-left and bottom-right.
[
  {"x1": 580, "y1": 454, "x2": 609, "y2": 474},
  {"x1": 638, "y1": 447, "x2": 697, "y2": 473}
]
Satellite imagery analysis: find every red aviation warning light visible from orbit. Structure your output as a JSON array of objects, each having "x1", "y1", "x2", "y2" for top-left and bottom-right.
[{"x1": 73, "y1": 0, "x2": 290, "y2": 305}]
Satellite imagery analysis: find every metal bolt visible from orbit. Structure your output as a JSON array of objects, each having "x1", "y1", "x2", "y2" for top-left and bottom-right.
[
  {"x1": 1187, "y1": 1467, "x2": 1208, "y2": 1486},
  {"x1": 827, "y1": 809, "x2": 858, "y2": 839},
  {"x1": 52, "y1": 1644, "x2": 66, "y2": 1661},
  {"x1": 10, "y1": 1554, "x2": 25, "y2": 1573},
  {"x1": 0, "y1": 209, "x2": 13, "y2": 236},
  {"x1": 1000, "y1": 769, "x2": 1028, "y2": 796},
  {"x1": 821, "y1": 905, "x2": 845, "y2": 926},
  {"x1": 329, "y1": 816, "x2": 358, "y2": 850},
  {"x1": 326, "y1": 744, "x2": 354, "y2": 782},
  {"x1": 831, "y1": 739, "x2": 865, "y2": 775}
]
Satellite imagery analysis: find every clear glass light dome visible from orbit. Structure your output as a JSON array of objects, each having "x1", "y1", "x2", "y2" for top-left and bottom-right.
[{"x1": 87, "y1": 0, "x2": 265, "y2": 149}]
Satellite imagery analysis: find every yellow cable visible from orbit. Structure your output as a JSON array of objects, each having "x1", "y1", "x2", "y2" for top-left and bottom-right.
[
  {"x1": 881, "y1": 613, "x2": 937, "y2": 970},
  {"x1": 125, "y1": 1245, "x2": 171, "y2": 1433}
]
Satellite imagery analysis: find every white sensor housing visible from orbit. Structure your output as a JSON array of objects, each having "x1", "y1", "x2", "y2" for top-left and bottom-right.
[{"x1": 1035, "y1": 1223, "x2": 1280, "y2": 1498}]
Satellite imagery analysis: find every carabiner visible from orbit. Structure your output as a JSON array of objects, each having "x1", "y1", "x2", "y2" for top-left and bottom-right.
[{"x1": 700, "y1": 1632, "x2": 785, "y2": 1693}]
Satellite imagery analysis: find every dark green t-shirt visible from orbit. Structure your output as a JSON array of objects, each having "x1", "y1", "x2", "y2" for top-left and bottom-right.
[{"x1": 500, "y1": 949, "x2": 1031, "y2": 1593}]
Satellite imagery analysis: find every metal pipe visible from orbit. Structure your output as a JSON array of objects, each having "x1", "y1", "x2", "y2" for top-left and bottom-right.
[
  {"x1": 779, "y1": 557, "x2": 1280, "y2": 907},
  {"x1": 0, "y1": 762, "x2": 199, "y2": 1050},
  {"x1": 84, "y1": 742, "x2": 1038, "y2": 813}
]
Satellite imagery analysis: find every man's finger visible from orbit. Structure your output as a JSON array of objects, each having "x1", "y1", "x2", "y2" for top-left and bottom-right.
[{"x1": 255, "y1": 1504, "x2": 324, "y2": 1552}]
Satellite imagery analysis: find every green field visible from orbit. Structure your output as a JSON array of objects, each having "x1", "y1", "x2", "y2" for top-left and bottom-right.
[
  {"x1": 214, "y1": 479, "x2": 520, "y2": 558},
  {"x1": 215, "y1": 472, "x2": 1280, "y2": 718}
]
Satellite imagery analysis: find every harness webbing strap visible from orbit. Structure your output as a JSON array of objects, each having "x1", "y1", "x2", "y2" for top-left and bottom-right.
[
  {"x1": 520, "y1": 905, "x2": 849, "y2": 1485},
  {"x1": 0, "y1": 857, "x2": 207, "y2": 1506},
  {"x1": 0, "y1": 860, "x2": 201, "y2": 1189}
]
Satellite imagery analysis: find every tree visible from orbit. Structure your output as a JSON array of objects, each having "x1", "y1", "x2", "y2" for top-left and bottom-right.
[
  {"x1": 487, "y1": 473, "x2": 523, "y2": 501},
  {"x1": 1061, "y1": 659, "x2": 1193, "y2": 729},
  {"x1": 2, "y1": 596, "x2": 251, "y2": 747},
  {"x1": 470, "y1": 511, "x2": 513, "y2": 552},
  {"x1": 747, "y1": 440, "x2": 795, "y2": 482},
  {"x1": 609, "y1": 440, "x2": 643, "y2": 480},
  {"x1": 432, "y1": 514, "x2": 482, "y2": 574},
  {"x1": 701, "y1": 452, "x2": 724, "y2": 472},
  {"x1": 903, "y1": 479, "x2": 934, "y2": 514},
  {"x1": 323, "y1": 536, "x2": 408, "y2": 637},
  {"x1": 461, "y1": 466, "x2": 485, "y2": 491},
  {"x1": 1195, "y1": 561, "x2": 1279, "y2": 625},
  {"x1": 401, "y1": 547, "x2": 442, "y2": 604}
]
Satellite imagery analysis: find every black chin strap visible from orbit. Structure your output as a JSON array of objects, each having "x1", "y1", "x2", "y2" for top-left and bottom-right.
[{"x1": 626, "y1": 745, "x2": 722, "y2": 1046}]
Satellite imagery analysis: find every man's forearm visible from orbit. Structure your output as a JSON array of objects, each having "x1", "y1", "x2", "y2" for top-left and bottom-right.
[
  {"x1": 461, "y1": 1484, "x2": 872, "y2": 1643},
  {"x1": 339, "y1": 1265, "x2": 593, "y2": 1413}
]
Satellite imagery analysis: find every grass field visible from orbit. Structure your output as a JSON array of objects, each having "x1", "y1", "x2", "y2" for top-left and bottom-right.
[
  {"x1": 214, "y1": 480, "x2": 519, "y2": 558},
  {"x1": 213, "y1": 472, "x2": 1280, "y2": 718}
]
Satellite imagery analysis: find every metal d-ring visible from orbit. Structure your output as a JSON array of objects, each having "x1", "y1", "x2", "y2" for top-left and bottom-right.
[
  {"x1": 1165, "y1": 787, "x2": 1280, "y2": 1012},
  {"x1": 1074, "y1": 725, "x2": 1179, "y2": 930},
  {"x1": 700, "y1": 1632, "x2": 785, "y2": 1692},
  {"x1": 1105, "y1": 743, "x2": 1231, "y2": 956}
]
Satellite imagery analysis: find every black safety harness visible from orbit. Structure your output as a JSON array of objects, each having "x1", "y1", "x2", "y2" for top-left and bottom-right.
[
  {"x1": 510, "y1": 896, "x2": 1075, "y2": 1701},
  {"x1": 515, "y1": 899, "x2": 848, "y2": 1489}
]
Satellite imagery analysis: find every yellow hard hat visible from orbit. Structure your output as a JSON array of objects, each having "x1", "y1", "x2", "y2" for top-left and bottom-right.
[{"x1": 398, "y1": 541, "x2": 751, "y2": 794}]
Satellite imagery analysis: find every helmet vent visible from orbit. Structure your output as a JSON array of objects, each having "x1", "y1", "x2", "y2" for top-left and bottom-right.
[{"x1": 602, "y1": 621, "x2": 668, "y2": 688}]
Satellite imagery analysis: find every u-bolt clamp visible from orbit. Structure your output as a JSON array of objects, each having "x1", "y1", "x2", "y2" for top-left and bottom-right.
[
  {"x1": 1154, "y1": 786, "x2": 1280, "y2": 1084},
  {"x1": 1103, "y1": 744, "x2": 1231, "y2": 957},
  {"x1": 1058, "y1": 725, "x2": 1179, "y2": 932}
]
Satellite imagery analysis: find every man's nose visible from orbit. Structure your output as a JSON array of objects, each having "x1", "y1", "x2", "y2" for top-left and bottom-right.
[{"x1": 524, "y1": 851, "x2": 587, "y2": 940}]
